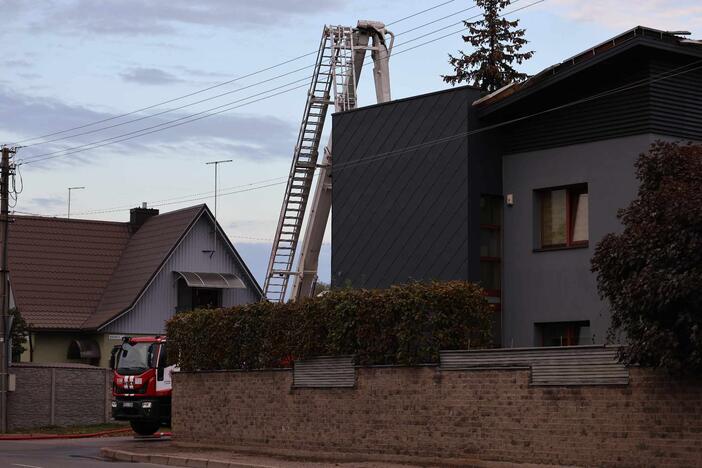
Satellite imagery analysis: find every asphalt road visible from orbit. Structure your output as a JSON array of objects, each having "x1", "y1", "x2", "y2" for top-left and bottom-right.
[{"x1": 0, "y1": 436, "x2": 168, "y2": 468}]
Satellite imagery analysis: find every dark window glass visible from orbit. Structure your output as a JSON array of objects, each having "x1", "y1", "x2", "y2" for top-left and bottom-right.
[
  {"x1": 480, "y1": 229, "x2": 501, "y2": 258},
  {"x1": 480, "y1": 195, "x2": 502, "y2": 296},
  {"x1": 480, "y1": 261, "x2": 501, "y2": 291},
  {"x1": 536, "y1": 321, "x2": 591, "y2": 347},
  {"x1": 480, "y1": 195, "x2": 502, "y2": 226},
  {"x1": 192, "y1": 288, "x2": 221, "y2": 309}
]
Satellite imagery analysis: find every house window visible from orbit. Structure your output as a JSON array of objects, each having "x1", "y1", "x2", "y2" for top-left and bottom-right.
[
  {"x1": 535, "y1": 321, "x2": 591, "y2": 347},
  {"x1": 176, "y1": 278, "x2": 222, "y2": 312},
  {"x1": 479, "y1": 195, "x2": 502, "y2": 295},
  {"x1": 537, "y1": 184, "x2": 588, "y2": 249}
]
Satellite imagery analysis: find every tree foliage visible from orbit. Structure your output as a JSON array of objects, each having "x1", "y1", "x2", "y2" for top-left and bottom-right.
[
  {"x1": 591, "y1": 141, "x2": 702, "y2": 374},
  {"x1": 167, "y1": 281, "x2": 494, "y2": 371},
  {"x1": 9, "y1": 308, "x2": 28, "y2": 361},
  {"x1": 442, "y1": 0, "x2": 533, "y2": 91}
]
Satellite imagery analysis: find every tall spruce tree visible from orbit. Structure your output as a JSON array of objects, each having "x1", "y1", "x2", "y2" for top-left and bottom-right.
[{"x1": 442, "y1": 0, "x2": 533, "y2": 91}]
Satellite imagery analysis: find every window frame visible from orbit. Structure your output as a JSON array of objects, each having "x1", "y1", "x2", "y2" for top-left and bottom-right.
[{"x1": 535, "y1": 183, "x2": 589, "y2": 251}]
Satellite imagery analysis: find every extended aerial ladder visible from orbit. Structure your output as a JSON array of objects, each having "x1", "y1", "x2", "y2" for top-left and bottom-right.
[{"x1": 263, "y1": 21, "x2": 393, "y2": 303}]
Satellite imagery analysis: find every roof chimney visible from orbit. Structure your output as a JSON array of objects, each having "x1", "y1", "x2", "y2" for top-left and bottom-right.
[{"x1": 130, "y1": 202, "x2": 159, "y2": 229}]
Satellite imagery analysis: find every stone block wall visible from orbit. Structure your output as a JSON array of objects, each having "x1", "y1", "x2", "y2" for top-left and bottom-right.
[
  {"x1": 173, "y1": 366, "x2": 702, "y2": 467},
  {"x1": 7, "y1": 363, "x2": 111, "y2": 430}
]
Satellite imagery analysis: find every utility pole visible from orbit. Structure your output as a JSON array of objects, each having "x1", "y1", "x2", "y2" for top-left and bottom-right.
[
  {"x1": 205, "y1": 160, "x2": 232, "y2": 254},
  {"x1": 0, "y1": 146, "x2": 14, "y2": 434},
  {"x1": 67, "y1": 186, "x2": 85, "y2": 219}
]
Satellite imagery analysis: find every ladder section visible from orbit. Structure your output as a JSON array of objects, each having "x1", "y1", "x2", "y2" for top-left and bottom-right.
[{"x1": 264, "y1": 26, "x2": 356, "y2": 302}]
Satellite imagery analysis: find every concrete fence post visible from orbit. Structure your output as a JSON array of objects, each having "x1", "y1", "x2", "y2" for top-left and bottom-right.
[
  {"x1": 104, "y1": 369, "x2": 111, "y2": 423},
  {"x1": 49, "y1": 368, "x2": 56, "y2": 426}
]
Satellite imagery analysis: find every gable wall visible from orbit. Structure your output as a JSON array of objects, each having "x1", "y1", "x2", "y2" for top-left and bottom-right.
[{"x1": 103, "y1": 216, "x2": 259, "y2": 334}]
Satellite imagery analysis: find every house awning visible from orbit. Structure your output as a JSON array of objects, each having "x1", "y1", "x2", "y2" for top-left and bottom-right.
[
  {"x1": 68, "y1": 339, "x2": 100, "y2": 360},
  {"x1": 175, "y1": 271, "x2": 246, "y2": 289}
]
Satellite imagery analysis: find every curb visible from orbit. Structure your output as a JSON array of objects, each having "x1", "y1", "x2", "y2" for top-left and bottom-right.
[
  {"x1": 0, "y1": 428, "x2": 132, "y2": 440},
  {"x1": 100, "y1": 447, "x2": 277, "y2": 467}
]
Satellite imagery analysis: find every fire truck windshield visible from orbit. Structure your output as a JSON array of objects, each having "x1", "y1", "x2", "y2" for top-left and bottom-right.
[{"x1": 116, "y1": 342, "x2": 156, "y2": 375}]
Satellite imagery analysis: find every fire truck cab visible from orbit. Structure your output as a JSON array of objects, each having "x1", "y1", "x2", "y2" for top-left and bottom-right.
[{"x1": 110, "y1": 336, "x2": 175, "y2": 435}]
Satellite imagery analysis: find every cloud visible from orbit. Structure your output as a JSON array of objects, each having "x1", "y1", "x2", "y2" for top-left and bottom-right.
[
  {"x1": 551, "y1": 0, "x2": 702, "y2": 31},
  {"x1": 0, "y1": 87, "x2": 296, "y2": 167},
  {"x1": 27, "y1": 195, "x2": 64, "y2": 209},
  {"x1": 11, "y1": 0, "x2": 345, "y2": 36},
  {"x1": 120, "y1": 67, "x2": 183, "y2": 85},
  {"x1": 18, "y1": 73, "x2": 41, "y2": 80},
  {"x1": 7, "y1": 59, "x2": 32, "y2": 68},
  {"x1": 174, "y1": 66, "x2": 231, "y2": 80}
]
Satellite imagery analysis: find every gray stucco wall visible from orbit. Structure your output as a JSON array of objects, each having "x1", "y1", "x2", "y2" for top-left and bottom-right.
[
  {"x1": 104, "y1": 215, "x2": 259, "y2": 334},
  {"x1": 501, "y1": 134, "x2": 662, "y2": 347}
]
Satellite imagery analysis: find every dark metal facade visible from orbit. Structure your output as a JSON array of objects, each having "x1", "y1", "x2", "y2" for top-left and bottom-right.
[{"x1": 331, "y1": 86, "x2": 501, "y2": 289}]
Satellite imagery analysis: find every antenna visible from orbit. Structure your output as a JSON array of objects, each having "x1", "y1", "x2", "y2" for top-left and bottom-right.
[
  {"x1": 205, "y1": 160, "x2": 232, "y2": 255},
  {"x1": 67, "y1": 186, "x2": 86, "y2": 219}
]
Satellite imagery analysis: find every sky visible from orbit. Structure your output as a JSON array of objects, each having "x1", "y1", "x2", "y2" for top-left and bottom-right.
[{"x1": 1, "y1": 0, "x2": 700, "y2": 286}]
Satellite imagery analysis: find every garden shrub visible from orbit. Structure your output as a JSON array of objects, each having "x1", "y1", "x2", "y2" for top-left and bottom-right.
[{"x1": 167, "y1": 280, "x2": 494, "y2": 371}]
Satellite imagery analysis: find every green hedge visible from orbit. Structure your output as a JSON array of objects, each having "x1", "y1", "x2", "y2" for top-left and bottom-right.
[{"x1": 166, "y1": 281, "x2": 494, "y2": 371}]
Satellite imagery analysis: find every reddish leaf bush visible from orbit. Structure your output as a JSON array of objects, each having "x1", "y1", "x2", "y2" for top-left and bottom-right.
[
  {"x1": 166, "y1": 281, "x2": 494, "y2": 371},
  {"x1": 592, "y1": 141, "x2": 702, "y2": 374}
]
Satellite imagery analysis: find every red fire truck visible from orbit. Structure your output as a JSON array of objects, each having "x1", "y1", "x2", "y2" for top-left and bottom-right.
[{"x1": 110, "y1": 336, "x2": 175, "y2": 435}]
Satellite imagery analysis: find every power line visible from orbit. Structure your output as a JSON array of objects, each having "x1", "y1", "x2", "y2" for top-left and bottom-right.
[
  {"x1": 73, "y1": 175, "x2": 289, "y2": 216},
  {"x1": 20, "y1": 81, "x2": 311, "y2": 165},
  {"x1": 19, "y1": 63, "x2": 315, "y2": 148},
  {"x1": 20, "y1": 0, "x2": 542, "y2": 166},
  {"x1": 18, "y1": 2, "x2": 486, "y2": 151},
  {"x1": 10, "y1": 0, "x2": 461, "y2": 147},
  {"x1": 23, "y1": 58, "x2": 702, "y2": 219}
]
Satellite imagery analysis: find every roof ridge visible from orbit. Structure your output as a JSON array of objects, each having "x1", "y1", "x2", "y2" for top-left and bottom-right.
[
  {"x1": 152, "y1": 203, "x2": 206, "y2": 217},
  {"x1": 13, "y1": 214, "x2": 128, "y2": 226}
]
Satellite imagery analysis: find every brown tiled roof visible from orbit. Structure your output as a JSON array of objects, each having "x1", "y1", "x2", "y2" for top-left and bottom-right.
[
  {"x1": 8, "y1": 217, "x2": 130, "y2": 329},
  {"x1": 83, "y1": 205, "x2": 204, "y2": 330},
  {"x1": 9, "y1": 205, "x2": 204, "y2": 331}
]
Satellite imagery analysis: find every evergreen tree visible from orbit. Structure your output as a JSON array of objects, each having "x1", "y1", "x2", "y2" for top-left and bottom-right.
[
  {"x1": 442, "y1": 0, "x2": 534, "y2": 91},
  {"x1": 9, "y1": 308, "x2": 28, "y2": 361}
]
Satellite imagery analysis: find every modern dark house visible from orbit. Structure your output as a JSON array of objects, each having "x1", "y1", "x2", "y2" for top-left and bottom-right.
[
  {"x1": 8, "y1": 204, "x2": 262, "y2": 366},
  {"x1": 331, "y1": 27, "x2": 702, "y2": 347}
]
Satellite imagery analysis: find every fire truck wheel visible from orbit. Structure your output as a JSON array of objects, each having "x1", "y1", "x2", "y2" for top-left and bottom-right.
[{"x1": 130, "y1": 420, "x2": 161, "y2": 436}]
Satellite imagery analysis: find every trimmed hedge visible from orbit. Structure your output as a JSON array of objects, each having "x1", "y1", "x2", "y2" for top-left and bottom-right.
[{"x1": 166, "y1": 281, "x2": 494, "y2": 371}]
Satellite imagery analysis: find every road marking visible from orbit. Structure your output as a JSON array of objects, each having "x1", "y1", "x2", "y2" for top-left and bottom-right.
[{"x1": 12, "y1": 464, "x2": 44, "y2": 468}]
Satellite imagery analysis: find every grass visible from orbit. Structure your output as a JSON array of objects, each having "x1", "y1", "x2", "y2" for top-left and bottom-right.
[{"x1": 10, "y1": 422, "x2": 130, "y2": 435}]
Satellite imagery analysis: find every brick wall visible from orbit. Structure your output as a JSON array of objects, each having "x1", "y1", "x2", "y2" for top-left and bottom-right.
[
  {"x1": 7, "y1": 363, "x2": 111, "y2": 430},
  {"x1": 173, "y1": 366, "x2": 702, "y2": 467}
]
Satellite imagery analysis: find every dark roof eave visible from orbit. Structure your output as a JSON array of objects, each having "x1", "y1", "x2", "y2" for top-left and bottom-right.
[
  {"x1": 333, "y1": 84, "x2": 482, "y2": 116},
  {"x1": 475, "y1": 30, "x2": 702, "y2": 117}
]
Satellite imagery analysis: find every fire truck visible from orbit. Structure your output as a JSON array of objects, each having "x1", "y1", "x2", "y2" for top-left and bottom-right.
[{"x1": 109, "y1": 336, "x2": 176, "y2": 435}]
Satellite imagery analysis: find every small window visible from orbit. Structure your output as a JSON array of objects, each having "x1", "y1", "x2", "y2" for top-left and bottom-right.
[
  {"x1": 535, "y1": 321, "x2": 591, "y2": 347},
  {"x1": 537, "y1": 184, "x2": 588, "y2": 249}
]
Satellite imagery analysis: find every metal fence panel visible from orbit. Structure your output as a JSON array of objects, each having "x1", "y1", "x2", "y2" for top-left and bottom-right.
[
  {"x1": 440, "y1": 345, "x2": 628, "y2": 386},
  {"x1": 293, "y1": 355, "x2": 356, "y2": 388}
]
